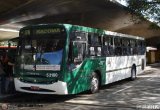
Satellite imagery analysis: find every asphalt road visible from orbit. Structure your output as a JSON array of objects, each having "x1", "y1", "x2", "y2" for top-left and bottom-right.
[{"x1": 1, "y1": 64, "x2": 160, "y2": 110}]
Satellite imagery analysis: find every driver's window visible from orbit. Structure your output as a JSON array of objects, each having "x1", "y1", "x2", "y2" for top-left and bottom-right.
[
  {"x1": 68, "y1": 42, "x2": 86, "y2": 70},
  {"x1": 73, "y1": 42, "x2": 86, "y2": 64}
]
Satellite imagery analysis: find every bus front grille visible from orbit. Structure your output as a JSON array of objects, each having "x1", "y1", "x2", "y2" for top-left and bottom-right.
[
  {"x1": 19, "y1": 78, "x2": 57, "y2": 84},
  {"x1": 21, "y1": 87, "x2": 55, "y2": 92}
]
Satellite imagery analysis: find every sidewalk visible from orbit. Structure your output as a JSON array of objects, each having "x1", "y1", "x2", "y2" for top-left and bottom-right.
[
  {"x1": 138, "y1": 63, "x2": 160, "y2": 77},
  {"x1": 145, "y1": 63, "x2": 160, "y2": 70},
  {"x1": 147, "y1": 63, "x2": 160, "y2": 67}
]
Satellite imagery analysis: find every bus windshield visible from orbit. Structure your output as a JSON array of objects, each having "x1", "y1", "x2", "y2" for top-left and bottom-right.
[{"x1": 18, "y1": 35, "x2": 65, "y2": 71}]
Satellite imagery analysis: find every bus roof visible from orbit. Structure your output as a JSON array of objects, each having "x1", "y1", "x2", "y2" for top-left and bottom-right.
[
  {"x1": 20, "y1": 23, "x2": 144, "y2": 40},
  {"x1": 67, "y1": 24, "x2": 144, "y2": 40},
  {"x1": 105, "y1": 31, "x2": 144, "y2": 40}
]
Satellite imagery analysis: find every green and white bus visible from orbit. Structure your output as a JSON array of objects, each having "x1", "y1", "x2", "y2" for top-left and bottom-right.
[{"x1": 14, "y1": 24, "x2": 146, "y2": 94}]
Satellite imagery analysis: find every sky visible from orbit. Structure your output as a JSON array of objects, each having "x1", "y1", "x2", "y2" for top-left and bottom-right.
[{"x1": 116, "y1": 0, "x2": 128, "y2": 6}]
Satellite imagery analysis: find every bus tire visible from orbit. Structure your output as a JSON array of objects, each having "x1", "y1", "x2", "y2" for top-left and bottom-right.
[
  {"x1": 90, "y1": 72, "x2": 99, "y2": 93},
  {"x1": 130, "y1": 66, "x2": 136, "y2": 81}
]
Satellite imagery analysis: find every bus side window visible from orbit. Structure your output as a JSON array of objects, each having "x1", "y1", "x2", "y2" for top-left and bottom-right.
[
  {"x1": 68, "y1": 31, "x2": 87, "y2": 65},
  {"x1": 114, "y1": 37, "x2": 122, "y2": 56},
  {"x1": 73, "y1": 42, "x2": 86, "y2": 63},
  {"x1": 122, "y1": 38, "x2": 131, "y2": 56},
  {"x1": 142, "y1": 41, "x2": 146, "y2": 54},
  {"x1": 109, "y1": 36, "x2": 114, "y2": 56},
  {"x1": 88, "y1": 33, "x2": 102, "y2": 57},
  {"x1": 102, "y1": 36, "x2": 109, "y2": 56},
  {"x1": 138, "y1": 40, "x2": 145, "y2": 55},
  {"x1": 102, "y1": 36, "x2": 114, "y2": 56},
  {"x1": 127, "y1": 39, "x2": 131, "y2": 55},
  {"x1": 96, "y1": 35, "x2": 102, "y2": 56},
  {"x1": 137, "y1": 41, "x2": 141, "y2": 55},
  {"x1": 88, "y1": 33, "x2": 95, "y2": 56},
  {"x1": 134, "y1": 40, "x2": 138, "y2": 55},
  {"x1": 130, "y1": 39, "x2": 137, "y2": 55},
  {"x1": 68, "y1": 41, "x2": 86, "y2": 70},
  {"x1": 122, "y1": 38, "x2": 127, "y2": 56}
]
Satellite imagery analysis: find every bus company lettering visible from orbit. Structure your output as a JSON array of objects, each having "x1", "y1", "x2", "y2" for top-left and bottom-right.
[{"x1": 35, "y1": 28, "x2": 60, "y2": 34}]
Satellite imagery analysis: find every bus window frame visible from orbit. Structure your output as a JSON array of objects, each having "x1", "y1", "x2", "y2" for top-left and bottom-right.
[
  {"x1": 88, "y1": 33, "x2": 103, "y2": 57},
  {"x1": 114, "y1": 36, "x2": 122, "y2": 56},
  {"x1": 102, "y1": 35, "x2": 114, "y2": 57},
  {"x1": 68, "y1": 31, "x2": 88, "y2": 65}
]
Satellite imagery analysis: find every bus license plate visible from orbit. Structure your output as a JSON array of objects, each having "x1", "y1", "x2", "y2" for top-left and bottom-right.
[{"x1": 31, "y1": 86, "x2": 40, "y2": 90}]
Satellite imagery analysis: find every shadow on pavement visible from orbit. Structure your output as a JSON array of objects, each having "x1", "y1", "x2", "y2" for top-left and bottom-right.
[{"x1": 0, "y1": 92, "x2": 80, "y2": 104}]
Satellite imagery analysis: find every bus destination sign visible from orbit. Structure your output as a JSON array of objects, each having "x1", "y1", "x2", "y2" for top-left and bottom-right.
[
  {"x1": 21, "y1": 28, "x2": 63, "y2": 36},
  {"x1": 35, "y1": 28, "x2": 61, "y2": 34}
]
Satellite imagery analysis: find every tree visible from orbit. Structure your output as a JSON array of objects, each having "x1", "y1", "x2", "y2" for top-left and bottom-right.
[{"x1": 126, "y1": 0, "x2": 160, "y2": 29}]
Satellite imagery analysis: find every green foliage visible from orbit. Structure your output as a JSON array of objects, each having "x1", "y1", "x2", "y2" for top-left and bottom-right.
[
  {"x1": 149, "y1": 22, "x2": 160, "y2": 29},
  {"x1": 126, "y1": 0, "x2": 160, "y2": 29}
]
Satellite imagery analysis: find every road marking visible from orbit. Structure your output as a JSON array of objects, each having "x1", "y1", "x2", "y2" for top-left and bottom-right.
[
  {"x1": 112, "y1": 86, "x2": 132, "y2": 94},
  {"x1": 66, "y1": 100, "x2": 99, "y2": 105},
  {"x1": 71, "y1": 105, "x2": 82, "y2": 110}
]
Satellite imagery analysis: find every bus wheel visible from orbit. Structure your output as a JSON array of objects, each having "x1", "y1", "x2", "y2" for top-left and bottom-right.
[
  {"x1": 130, "y1": 66, "x2": 136, "y2": 81},
  {"x1": 90, "y1": 72, "x2": 99, "y2": 93}
]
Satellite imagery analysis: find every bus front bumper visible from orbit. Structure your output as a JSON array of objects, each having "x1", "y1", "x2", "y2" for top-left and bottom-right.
[{"x1": 14, "y1": 78, "x2": 68, "y2": 95}]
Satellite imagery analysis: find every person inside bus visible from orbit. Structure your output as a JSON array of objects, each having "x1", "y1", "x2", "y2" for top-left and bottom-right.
[{"x1": 36, "y1": 40, "x2": 63, "y2": 65}]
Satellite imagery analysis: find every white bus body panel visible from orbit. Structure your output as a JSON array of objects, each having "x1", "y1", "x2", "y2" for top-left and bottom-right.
[
  {"x1": 105, "y1": 55, "x2": 145, "y2": 84},
  {"x1": 14, "y1": 78, "x2": 68, "y2": 94}
]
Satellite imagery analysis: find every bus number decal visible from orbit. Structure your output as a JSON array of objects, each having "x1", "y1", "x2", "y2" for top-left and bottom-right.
[{"x1": 46, "y1": 73, "x2": 58, "y2": 78}]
